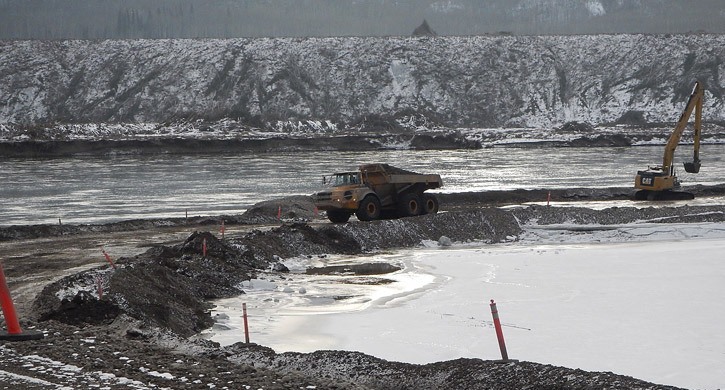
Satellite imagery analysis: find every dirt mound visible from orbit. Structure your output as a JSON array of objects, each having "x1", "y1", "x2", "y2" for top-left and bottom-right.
[
  {"x1": 29, "y1": 206, "x2": 521, "y2": 337},
  {"x1": 238, "y1": 195, "x2": 318, "y2": 224},
  {"x1": 511, "y1": 204, "x2": 725, "y2": 226},
  {"x1": 32, "y1": 232, "x2": 262, "y2": 336},
  {"x1": 567, "y1": 133, "x2": 632, "y2": 147},
  {"x1": 409, "y1": 132, "x2": 481, "y2": 149},
  {"x1": 224, "y1": 344, "x2": 681, "y2": 390}
]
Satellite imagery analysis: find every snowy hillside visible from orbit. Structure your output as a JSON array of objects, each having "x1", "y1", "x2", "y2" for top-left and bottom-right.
[{"x1": 1, "y1": 34, "x2": 724, "y2": 132}]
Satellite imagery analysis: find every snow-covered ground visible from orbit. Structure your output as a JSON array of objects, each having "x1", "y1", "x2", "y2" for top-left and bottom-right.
[
  {"x1": 207, "y1": 221, "x2": 725, "y2": 390},
  {"x1": 2, "y1": 35, "x2": 725, "y2": 128}
]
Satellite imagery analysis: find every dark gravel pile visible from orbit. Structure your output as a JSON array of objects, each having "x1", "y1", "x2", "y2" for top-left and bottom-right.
[
  {"x1": 227, "y1": 344, "x2": 684, "y2": 390},
  {"x1": 3, "y1": 321, "x2": 358, "y2": 390},
  {"x1": 29, "y1": 206, "x2": 522, "y2": 336},
  {"x1": 511, "y1": 204, "x2": 725, "y2": 226},
  {"x1": 4, "y1": 318, "x2": 684, "y2": 390}
]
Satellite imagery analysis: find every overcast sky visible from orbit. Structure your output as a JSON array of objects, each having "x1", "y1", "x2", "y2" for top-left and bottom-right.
[{"x1": 1, "y1": 0, "x2": 724, "y2": 40}]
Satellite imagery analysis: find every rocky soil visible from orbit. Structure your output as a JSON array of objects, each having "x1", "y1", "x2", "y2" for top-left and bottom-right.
[
  {"x1": 3, "y1": 35, "x2": 725, "y2": 129},
  {"x1": 3, "y1": 188, "x2": 725, "y2": 389}
]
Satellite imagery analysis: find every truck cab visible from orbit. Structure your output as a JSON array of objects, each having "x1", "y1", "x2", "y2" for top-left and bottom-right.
[
  {"x1": 328, "y1": 172, "x2": 362, "y2": 186},
  {"x1": 313, "y1": 171, "x2": 375, "y2": 222}
]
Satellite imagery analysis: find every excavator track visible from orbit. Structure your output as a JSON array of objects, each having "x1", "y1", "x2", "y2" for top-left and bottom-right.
[{"x1": 635, "y1": 190, "x2": 695, "y2": 201}]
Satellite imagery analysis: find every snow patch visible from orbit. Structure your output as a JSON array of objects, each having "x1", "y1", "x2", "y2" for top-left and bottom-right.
[
  {"x1": 429, "y1": 0, "x2": 464, "y2": 13},
  {"x1": 206, "y1": 221, "x2": 725, "y2": 389}
]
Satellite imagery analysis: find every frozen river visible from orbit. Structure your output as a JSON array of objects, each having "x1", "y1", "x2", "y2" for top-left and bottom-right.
[{"x1": 2, "y1": 145, "x2": 725, "y2": 226}]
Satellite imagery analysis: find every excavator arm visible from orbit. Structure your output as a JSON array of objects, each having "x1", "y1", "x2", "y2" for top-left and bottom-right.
[
  {"x1": 662, "y1": 81, "x2": 703, "y2": 173},
  {"x1": 685, "y1": 82, "x2": 703, "y2": 173}
]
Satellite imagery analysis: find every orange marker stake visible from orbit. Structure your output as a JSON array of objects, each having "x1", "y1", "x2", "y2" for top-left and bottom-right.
[
  {"x1": 490, "y1": 299, "x2": 510, "y2": 361},
  {"x1": 96, "y1": 275, "x2": 104, "y2": 299},
  {"x1": 0, "y1": 264, "x2": 21, "y2": 335},
  {"x1": 0, "y1": 263, "x2": 44, "y2": 340},
  {"x1": 242, "y1": 302, "x2": 250, "y2": 343},
  {"x1": 101, "y1": 247, "x2": 117, "y2": 269}
]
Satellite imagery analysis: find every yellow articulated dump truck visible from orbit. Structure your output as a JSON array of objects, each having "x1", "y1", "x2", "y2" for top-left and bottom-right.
[{"x1": 312, "y1": 164, "x2": 443, "y2": 223}]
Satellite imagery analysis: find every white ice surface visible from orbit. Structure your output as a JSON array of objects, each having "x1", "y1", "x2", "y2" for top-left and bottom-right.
[{"x1": 207, "y1": 222, "x2": 725, "y2": 389}]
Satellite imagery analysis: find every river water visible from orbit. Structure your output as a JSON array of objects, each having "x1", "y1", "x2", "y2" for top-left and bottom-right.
[{"x1": 2, "y1": 145, "x2": 725, "y2": 226}]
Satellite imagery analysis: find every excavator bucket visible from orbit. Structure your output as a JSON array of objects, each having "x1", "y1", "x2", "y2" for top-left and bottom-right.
[{"x1": 684, "y1": 160, "x2": 701, "y2": 173}]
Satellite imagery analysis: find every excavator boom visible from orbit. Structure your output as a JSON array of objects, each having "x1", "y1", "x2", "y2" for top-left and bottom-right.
[
  {"x1": 662, "y1": 81, "x2": 703, "y2": 172},
  {"x1": 684, "y1": 82, "x2": 703, "y2": 173}
]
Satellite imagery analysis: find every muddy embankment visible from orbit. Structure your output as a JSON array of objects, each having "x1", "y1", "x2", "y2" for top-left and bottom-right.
[
  {"x1": 6, "y1": 120, "x2": 724, "y2": 158},
  {"x1": 0, "y1": 132, "x2": 481, "y2": 158},
  {"x1": 5, "y1": 184, "x2": 725, "y2": 242},
  {"x1": 25, "y1": 194, "x2": 725, "y2": 337},
  {"x1": 29, "y1": 206, "x2": 521, "y2": 336},
  {"x1": 8, "y1": 193, "x2": 724, "y2": 388}
]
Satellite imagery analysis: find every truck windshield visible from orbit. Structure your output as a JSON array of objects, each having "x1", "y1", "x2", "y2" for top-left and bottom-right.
[{"x1": 330, "y1": 173, "x2": 360, "y2": 186}]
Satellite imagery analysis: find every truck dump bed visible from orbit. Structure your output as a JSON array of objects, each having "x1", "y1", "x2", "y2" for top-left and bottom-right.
[{"x1": 359, "y1": 164, "x2": 442, "y2": 189}]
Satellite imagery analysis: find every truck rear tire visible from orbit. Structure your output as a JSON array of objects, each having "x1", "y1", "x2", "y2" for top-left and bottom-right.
[
  {"x1": 422, "y1": 194, "x2": 439, "y2": 214},
  {"x1": 356, "y1": 195, "x2": 381, "y2": 221},
  {"x1": 398, "y1": 193, "x2": 422, "y2": 217},
  {"x1": 327, "y1": 210, "x2": 351, "y2": 223}
]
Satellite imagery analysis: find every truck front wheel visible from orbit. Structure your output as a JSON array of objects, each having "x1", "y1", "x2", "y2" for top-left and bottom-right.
[
  {"x1": 327, "y1": 210, "x2": 352, "y2": 223},
  {"x1": 356, "y1": 196, "x2": 381, "y2": 221}
]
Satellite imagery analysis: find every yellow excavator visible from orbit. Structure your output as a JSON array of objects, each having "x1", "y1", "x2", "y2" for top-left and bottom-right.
[{"x1": 634, "y1": 81, "x2": 703, "y2": 200}]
